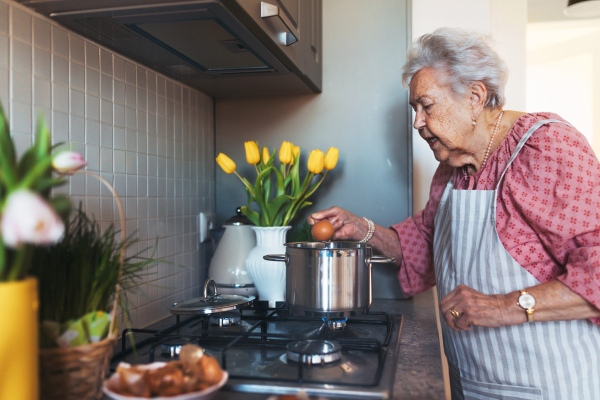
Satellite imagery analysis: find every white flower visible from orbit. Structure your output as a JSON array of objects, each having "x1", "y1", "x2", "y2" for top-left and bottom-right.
[
  {"x1": 1, "y1": 190, "x2": 65, "y2": 248},
  {"x1": 52, "y1": 151, "x2": 87, "y2": 174}
]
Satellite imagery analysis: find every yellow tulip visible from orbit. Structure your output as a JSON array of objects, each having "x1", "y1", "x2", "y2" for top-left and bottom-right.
[
  {"x1": 324, "y1": 147, "x2": 339, "y2": 171},
  {"x1": 262, "y1": 147, "x2": 270, "y2": 165},
  {"x1": 244, "y1": 141, "x2": 260, "y2": 164},
  {"x1": 307, "y1": 149, "x2": 325, "y2": 174},
  {"x1": 216, "y1": 153, "x2": 236, "y2": 174},
  {"x1": 279, "y1": 141, "x2": 293, "y2": 164},
  {"x1": 293, "y1": 145, "x2": 300, "y2": 160}
]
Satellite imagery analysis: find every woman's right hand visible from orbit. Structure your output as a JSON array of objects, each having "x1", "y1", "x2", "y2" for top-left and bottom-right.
[{"x1": 308, "y1": 207, "x2": 368, "y2": 242}]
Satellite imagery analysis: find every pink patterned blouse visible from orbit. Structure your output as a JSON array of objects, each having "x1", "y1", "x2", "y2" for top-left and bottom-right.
[{"x1": 391, "y1": 113, "x2": 600, "y2": 323}]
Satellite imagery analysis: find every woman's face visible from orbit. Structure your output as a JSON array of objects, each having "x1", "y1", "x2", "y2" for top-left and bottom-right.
[{"x1": 409, "y1": 68, "x2": 481, "y2": 168}]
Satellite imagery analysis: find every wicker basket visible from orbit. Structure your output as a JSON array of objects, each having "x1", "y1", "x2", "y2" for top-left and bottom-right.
[
  {"x1": 39, "y1": 171, "x2": 126, "y2": 400},
  {"x1": 39, "y1": 334, "x2": 117, "y2": 400}
]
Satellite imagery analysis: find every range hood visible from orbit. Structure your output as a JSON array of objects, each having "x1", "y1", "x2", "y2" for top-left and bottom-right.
[{"x1": 17, "y1": 0, "x2": 322, "y2": 96}]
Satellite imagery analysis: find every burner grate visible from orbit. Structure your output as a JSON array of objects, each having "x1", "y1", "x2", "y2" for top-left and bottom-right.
[{"x1": 111, "y1": 303, "x2": 395, "y2": 394}]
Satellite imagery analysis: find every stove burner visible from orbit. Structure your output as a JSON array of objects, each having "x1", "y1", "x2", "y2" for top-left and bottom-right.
[
  {"x1": 209, "y1": 311, "x2": 241, "y2": 327},
  {"x1": 286, "y1": 340, "x2": 342, "y2": 365},
  {"x1": 324, "y1": 318, "x2": 348, "y2": 330},
  {"x1": 160, "y1": 337, "x2": 200, "y2": 358}
]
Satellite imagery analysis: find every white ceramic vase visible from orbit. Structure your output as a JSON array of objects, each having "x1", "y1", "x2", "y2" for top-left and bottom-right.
[{"x1": 245, "y1": 226, "x2": 291, "y2": 307}]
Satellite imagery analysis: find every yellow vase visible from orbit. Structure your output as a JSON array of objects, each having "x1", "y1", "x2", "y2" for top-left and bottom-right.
[{"x1": 0, "y1": 277, "x2": 39, "y2": 400}]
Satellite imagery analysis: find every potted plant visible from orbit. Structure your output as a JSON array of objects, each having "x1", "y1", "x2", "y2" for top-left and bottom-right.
[
  {"x1": 215, "y1": 141, "x2": 339, "y2": 306},
  {"x1": 31, "y1": 205, "x2": 157, "y2": 400},
  {"x1": 0, "y1": 105, "x2": 71, "y2": 400}
]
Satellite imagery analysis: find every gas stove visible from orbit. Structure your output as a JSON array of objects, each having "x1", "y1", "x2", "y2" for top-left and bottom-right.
[{"x1": 111, "y1": 302, "x2": 403, "y2": 399}]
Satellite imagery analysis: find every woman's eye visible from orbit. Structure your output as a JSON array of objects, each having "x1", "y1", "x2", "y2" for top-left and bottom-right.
[{"x1": 424, "y1": 104, "x2": 432, "y2": 110}]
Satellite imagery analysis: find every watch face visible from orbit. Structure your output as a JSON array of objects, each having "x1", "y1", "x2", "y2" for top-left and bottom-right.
[{"x1": 519, "y1": 293, "x2": 536, "y2": 309}]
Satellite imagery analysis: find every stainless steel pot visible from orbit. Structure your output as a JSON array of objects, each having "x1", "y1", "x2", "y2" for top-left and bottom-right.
[{"x1": 264, "y1": 242, "x2": 395, "y2": 318}]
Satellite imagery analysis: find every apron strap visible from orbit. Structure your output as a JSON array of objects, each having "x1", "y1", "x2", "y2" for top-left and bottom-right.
[{"x1": 495, "y1": 119, "x2": 572, "y2": 191}]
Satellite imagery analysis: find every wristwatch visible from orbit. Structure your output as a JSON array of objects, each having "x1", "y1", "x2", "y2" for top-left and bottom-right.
[{"x1": 517, "y1": 290, "x2": 536, "y2": 323}]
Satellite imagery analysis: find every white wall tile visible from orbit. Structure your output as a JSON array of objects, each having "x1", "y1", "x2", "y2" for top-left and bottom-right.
[
  {"x1": 100, "y1": 147, "x2": 112, "y2": 173},
  {"x1": 33, "y1": 76, "x2": 50, "y2": 108},
  {"x1": 0, "y1": 66, "x2": 9, "y2": 105},
  {"x1": 52, "y1": 82, "x2": 68, "y2": 112},
  {"x1": 69, "y1": 88, "x2": 84, "y2": 116},
  {"x1": 11, "y1": 69, "x2": 31, "y2": 103},
  {"x1": 101, "y1": 98, "x2": 112, "y2": 125},
  {"x1": 33, "y1": 18, "x2": 50, "y2": 51},
  {"x1": 12, "y1": 38, "x2": 31, "y2": 73},
  {"x1": 114, "y1": 150, "x2": 126, "y2": 174},
  {"x1": 70, "y1": 61, "x2": 84, "y2": 90},
  {"x1": 100, "y1": 73, "x2": 112, "y2": 100},
  {"x1": 85, "y1": 93, "x2": 99, "y2": 120},
  {"x1": 51, "y1": 25, "x2": 68, "y2": 58},
  {"x1": 70, "y1": 115, "x2": 84, "y2": 142},
  {"x1": 86, "y1": 67, "x2": 99, "y2": 96},
  {"x1": 113, "y1": 80, "x2": 124, "y2": 104},
  {"x1": 86, "y1": 118, "x2": 99, "y2": 146},
  {"x1": 100, "y1": 49, "x2": 112, "y2": 76},
  {"x1": 125, "y1": 83, "x2": 136, "y2": 108},
  {"x1": 113, "y1": 103, "x2": 125, "y2": 127},
  {"x1": 85, "y1": 42, "x2": 99, "y2": 71},
  {"x1": 0, "y1": 3, "x2": 8, "y2": 35},
  {"x1": 69, "y1": 34, "x2": 84, "y2": 64},
  {"x1": 86, "y1": 144, "x2": 100, "y2": 171},
  {"x1": 126, "y1": 129, "x2": 136, "y2": 151},
  {"x1": 52, "y1": 54, "x2": 68, "y2": 85},
  {"x1": 100, "y1": 123, "x2": 112, "y2": 148},
  {"x1": 125, "y1": 61, "x2": 136, "y2": 85},
  {"x1": 113, "y1": 56, "x2": 124, "y2": 81},
  {"x1": 3, "y1": 0, "x2": 214, "y2": 328},
  {"x1": 33, "y1": 47, "x2": 50, "y2": 79},
  {"x1": 11, "y1": 7, "x2": 31, "y2": 44},
  {"x1": 0, "y1": 34, "x2": 8, "y2": 68}
]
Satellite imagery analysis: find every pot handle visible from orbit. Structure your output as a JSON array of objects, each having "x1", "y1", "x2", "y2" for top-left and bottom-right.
[
  {"x1": 263, "y1": 254, "x2": 287, "y2": 262},
  {"x1": 366, "y1": 255, "x2": 396, "y2": 265}
]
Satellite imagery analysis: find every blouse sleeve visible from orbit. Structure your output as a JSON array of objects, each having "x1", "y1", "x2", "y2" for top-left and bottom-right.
[
  {"x1": 505, "y1": 120, "x2": 600, "y2": 322},
  {"x1": 391, "y1": 163, "x2": 453, "y2": 297}
]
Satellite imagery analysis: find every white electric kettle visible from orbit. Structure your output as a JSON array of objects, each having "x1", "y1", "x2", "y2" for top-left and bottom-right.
[{"x1": 207, "y1": 208, "x2": 257, "y2": 296}]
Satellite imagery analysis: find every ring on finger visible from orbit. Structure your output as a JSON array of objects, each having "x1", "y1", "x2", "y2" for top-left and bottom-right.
[{"x1": 450, "y1": 308, "x2": 460, "y2": 318}]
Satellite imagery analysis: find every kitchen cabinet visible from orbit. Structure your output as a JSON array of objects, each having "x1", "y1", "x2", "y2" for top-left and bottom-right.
[
  {"x1": 15, "y1": 0, "x2": 322, "y2": 97},
  {"x1": 221, "y1": 0, "x2": 322, "y2": 92}
]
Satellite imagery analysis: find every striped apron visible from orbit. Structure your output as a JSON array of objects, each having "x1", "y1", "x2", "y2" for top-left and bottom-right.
[{"x1": 433, "y1": 119, "x2": 600, "y2": 399}]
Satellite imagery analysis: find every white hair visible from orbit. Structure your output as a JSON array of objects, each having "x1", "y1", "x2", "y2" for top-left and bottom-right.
[{"x1": 402, "y1": 27, "x2": 509, "y2": 109}]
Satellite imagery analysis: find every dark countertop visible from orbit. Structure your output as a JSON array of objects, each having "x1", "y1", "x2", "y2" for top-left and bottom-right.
[
  {"x1": 211, "y1": 289, "x2": 446, "y2": 400},
  {"x1": 106, "y1": 289, "x2": 445, "y2": 400}
]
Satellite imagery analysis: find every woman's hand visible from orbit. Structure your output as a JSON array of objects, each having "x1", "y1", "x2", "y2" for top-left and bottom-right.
[
  {"x1": 439, "y1": 285, "x2": 522, "y2": 331},
  {"x1": 308, "y1": 207, "x2": 368, "y2": 242},
  {"x1": 440, "y1": 281, "x2": 600, "y2": 331}
]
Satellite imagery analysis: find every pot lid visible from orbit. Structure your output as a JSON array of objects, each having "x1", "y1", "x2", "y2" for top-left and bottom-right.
[
  {"x1": 224, "y1": 207, "x2": 252, "y2": 226},
  {"x1": 169, "y1": 279, "x2": 255, "y2": 315}
]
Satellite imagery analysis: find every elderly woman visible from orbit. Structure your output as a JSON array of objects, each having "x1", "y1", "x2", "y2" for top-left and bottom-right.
[{"x1": 309, "y1": 28, "x2": 600, "y2": 399}]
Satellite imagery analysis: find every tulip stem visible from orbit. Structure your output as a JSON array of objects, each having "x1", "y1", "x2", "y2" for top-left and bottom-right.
[
  {"x1": 255, "y1": 165, "x2": 259, "y2": 175},
  {"x1": 7, "y1": 246, "x2": 28, "y2": 281},
  {"x1": 235, "y1": 171, "x2": 255, "y2": 196}
]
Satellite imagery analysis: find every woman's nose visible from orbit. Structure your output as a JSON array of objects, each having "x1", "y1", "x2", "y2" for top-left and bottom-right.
[{"x1": 413, "y1": 111, "x2": 426, "y2": 130}]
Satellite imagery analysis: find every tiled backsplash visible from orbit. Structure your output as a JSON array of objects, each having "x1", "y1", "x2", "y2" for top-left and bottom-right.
[{"x1": 0, "y1": 0, "x2": 215, "y2": 328}]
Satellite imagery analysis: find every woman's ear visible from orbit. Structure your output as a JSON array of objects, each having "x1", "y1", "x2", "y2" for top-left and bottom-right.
[{"x1": 469, "y1": 81, "x2": 487, "y2": 112}]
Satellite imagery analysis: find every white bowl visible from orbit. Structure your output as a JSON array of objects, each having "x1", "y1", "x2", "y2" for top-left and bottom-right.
[{"x1": 102, "y1": 362, "x2": 229, "y2": 400}]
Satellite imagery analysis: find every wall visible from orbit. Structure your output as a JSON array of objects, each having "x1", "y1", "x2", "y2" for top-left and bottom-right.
[
  {"x1": 215, "y1": 0, "x2": 412, "y2": 299},
  {"x1": 526, "y1": 18, "x2": 600, "y2": 155},
  {"x1": 0, "y1": 0, "x2": 215, "y2": 328}
]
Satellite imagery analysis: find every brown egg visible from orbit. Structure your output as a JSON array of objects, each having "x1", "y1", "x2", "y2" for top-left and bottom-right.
[{"x1": 312, "y1": 220, "x2": 335, "y2": 242}]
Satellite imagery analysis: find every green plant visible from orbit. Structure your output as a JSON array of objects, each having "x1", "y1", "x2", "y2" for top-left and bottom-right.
[
  {"x1": 0, "y1": 104, "x2": 70, "y2": 281},
  {"x1": 216, "y1": 141, "x2": 340, "y2": 227},
  {"x1": 31, "y1": 208, "x2": 154, "y2": 324}
]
